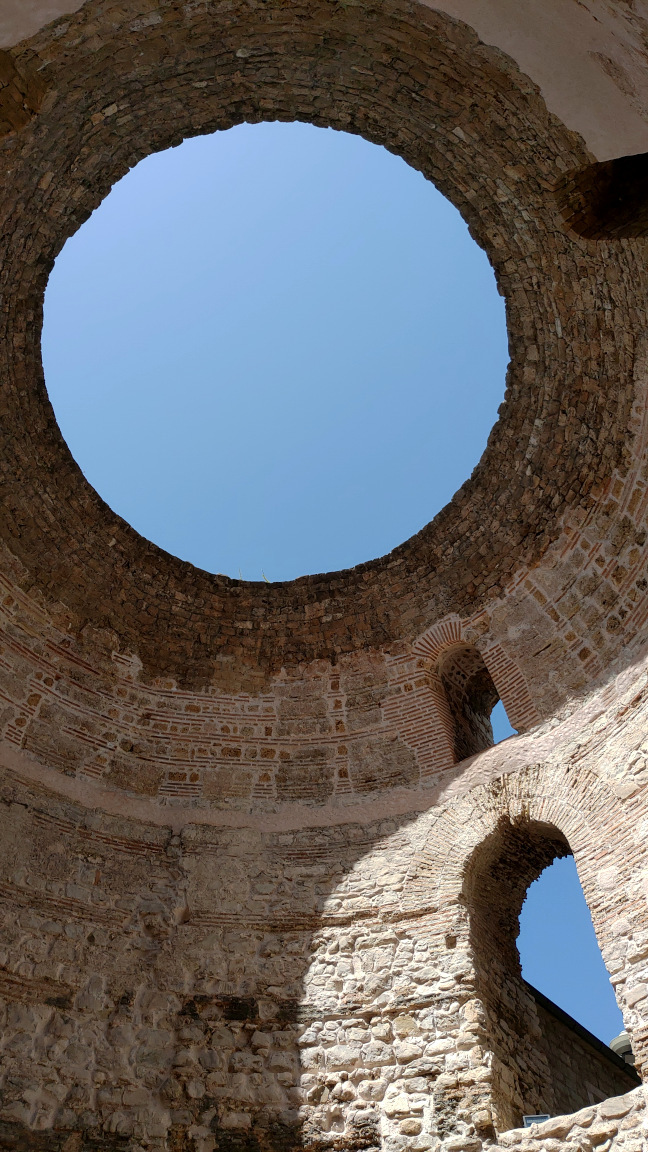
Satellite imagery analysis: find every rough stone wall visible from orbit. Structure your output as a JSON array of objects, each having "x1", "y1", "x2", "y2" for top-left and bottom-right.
[
  {"x1": 6, "y1": 0, "x2": 648, "y2": 163},
  {"x1": 0, "y1": 664, "x2": 646, "y2": 1149},
  {"x1": 0, "y1": 0, "x2": 647, "y2": 1149},
  {"x1": 498, "y1": 1090, "x2": 647, "y2": 1152}
]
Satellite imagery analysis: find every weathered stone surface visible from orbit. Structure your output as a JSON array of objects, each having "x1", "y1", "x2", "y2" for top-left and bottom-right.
[{"x1": 0, "y1": 0, "x2": 646, "y2": 1150}]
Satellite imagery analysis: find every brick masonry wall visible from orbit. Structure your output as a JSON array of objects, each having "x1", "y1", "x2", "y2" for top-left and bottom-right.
[
  {"x1": 0, "y1": 0, "x2": 646, "y2": 1149},
  {"x1": 0, "y1": 663, "x2": 644, "y2": 1147},
  {"x1": 0, "y1": 0, "x2": 645, "y2": 694},
  {"x1": 529, "y1": 989, "x2": 639, "y2": 1116},
  {"x1": 3, "y1": 332, "x2": 648, "y2": 811}
]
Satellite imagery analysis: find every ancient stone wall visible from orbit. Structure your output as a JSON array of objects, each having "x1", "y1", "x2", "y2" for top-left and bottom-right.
[
  {"x1": 0, "y1": 0, "x2": 647, "y2": 1149},
  {"x1": 0, "y1": 668, "x2": 646, "y2": 1149}
]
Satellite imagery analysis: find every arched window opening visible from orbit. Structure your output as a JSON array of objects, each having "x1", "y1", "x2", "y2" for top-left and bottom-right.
[
  {"x1": 518, "y1": 857, "x2": 625, "y2": 1046},
  {"x1": 490, "y1": 698, "x2": 517, "y2": 744},
  {"x1": 438, "y1": 644, "x2": 500, "y2": 760},
  {"x1": 463, "y1": 818, "x2": 639, "y2": 1133}
]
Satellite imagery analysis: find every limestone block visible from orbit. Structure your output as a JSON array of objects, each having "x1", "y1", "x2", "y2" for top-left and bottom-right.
[{"x1": 383, "y1": 1093, "x2": 411, "y2": 1117}]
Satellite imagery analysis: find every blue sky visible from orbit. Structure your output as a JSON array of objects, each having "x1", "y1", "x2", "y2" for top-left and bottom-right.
[
  {"x1": 42, "y1": 121, "x2": 623, "y2": 1046},
  {"x1": 519, "y1": 856, "x2": 623, "y2": 1044},
  {"x1": 43, "y1": 121, "x2": 507, "y2": 583},
  {"x1": 490, "y1": 705, "x2": 621, "y2": 1043}
]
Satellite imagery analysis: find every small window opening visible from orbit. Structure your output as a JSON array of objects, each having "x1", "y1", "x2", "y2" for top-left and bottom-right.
[
  {"x1": 438, "y1": 644, "x2": 499, "y2": 760},
  {"x1": 555, "y1": 151, "x2": 648, "y2": 240},
  {"x1": 438, "y1": 645, "x2": 515, "y2": 760},
  {"x1": 464, "y1": 818, "x2": 639, "y2": 1133},
  {"x1": 490, "y1": 698, "x2": 516, "y2": 744}
]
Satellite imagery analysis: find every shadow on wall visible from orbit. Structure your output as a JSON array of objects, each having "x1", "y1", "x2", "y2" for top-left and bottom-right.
[{"x1": 0, "y1": 786, "x2": 638, "y2": 1152}]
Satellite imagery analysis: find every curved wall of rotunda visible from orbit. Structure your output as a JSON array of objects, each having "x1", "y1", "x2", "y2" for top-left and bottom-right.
[{"x1": 0, "y1": 0, "x2": 648, "y2": 1149}]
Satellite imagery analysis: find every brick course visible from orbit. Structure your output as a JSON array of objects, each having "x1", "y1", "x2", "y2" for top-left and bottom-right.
[{"x1": 0, "y1": 0, "x2": 646, "y2": 1149}]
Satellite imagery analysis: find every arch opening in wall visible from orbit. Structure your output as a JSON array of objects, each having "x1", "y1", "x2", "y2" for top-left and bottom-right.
[
  {"x1": 518, "y1": 856, "x2": 627, "y2": 1051},
  {"x1": 463, "y1": 817, "x2": 640, "y2": 1133},
  {"x1": 437, "y1": 643, "x2": 510, "y2": 761}
]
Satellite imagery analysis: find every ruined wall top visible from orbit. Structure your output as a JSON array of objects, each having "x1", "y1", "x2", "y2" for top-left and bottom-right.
[{"x1": 3, "y1": 0, "x2": 648, "y2": 160}]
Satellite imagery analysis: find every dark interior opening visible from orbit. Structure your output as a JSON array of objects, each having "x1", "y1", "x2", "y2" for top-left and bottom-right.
[
  {"x1": 438, "y1": 644, "x2": 499, "y2": 761},
  {"x1": 555, "y1": 151, "x2": 648, "y2": 239}
]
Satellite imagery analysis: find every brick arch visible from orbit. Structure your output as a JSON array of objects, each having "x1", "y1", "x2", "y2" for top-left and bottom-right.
[
  {"x1": 437, "y1": 644, "x2": 499, "y2": 760},
  {"x1": 396, "y1": 763, "x2": 647, "y2": 1064},
  {"x1": 298, "y1": 759, "x2": 644, "y2": 1145},
  {"x1": 402, "y1": 763, "x2": 631, "y2": 933},
  {"x1": 478, "y1": 641, "x2": 540, "y2": 734},
  {"x1": 462, "y1": 814, "x2": 575, "y2": 1129},
  {"x1": 410, "y1": 615, "x2": 539, "y2": 768}
]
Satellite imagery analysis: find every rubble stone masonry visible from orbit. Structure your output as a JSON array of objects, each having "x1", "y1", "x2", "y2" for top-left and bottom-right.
[{"x1": 1, "y1": 0, "x2": 648, "y2": 1149}]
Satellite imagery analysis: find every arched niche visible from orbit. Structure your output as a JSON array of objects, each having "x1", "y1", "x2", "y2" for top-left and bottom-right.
[
  {"x1": 462, "y1": 816, "x2": 639, "y2": 1130},
  {"x1": 437, "y1": 643, "x2": 500, "y2": 761}
]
